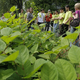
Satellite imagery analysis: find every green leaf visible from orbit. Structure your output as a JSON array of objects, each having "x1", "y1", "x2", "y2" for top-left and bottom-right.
[
  {"x1": 0, "y1": 55, "x2": 7, "y2": 63},
  {"x1": 0, "y1": 69, "x2": 14, "y2": 80},
  {"x1": 1, "y1": 35, "x2": 18, "y2": 44},
  {"x1": 5, "y1": 47, "x2": 13, "y2": 54},
  {"x1": 60, "y1": 38, "x2": 69, "y2": 48},
  {"x1": 10, "y1": 6, "x2": 16, "y2": 12},
  {"x1": 2, "y1": 51, "x2": 19, "y2": 63},
  {"x1": 68, "y1": 45, "x2": 80, "y2": 63},
  {"x1": 1, "y1": 27, "x2": 12, "y2": 36},
  {"x1": 4, "y1": 13, "x2": 11, "y2": 18},
  {"x1": 52, "y1": 38, "x2": 69, "y2": 54},
  {"x1": 24, "y1": 59, "x2": 46, "y2": 78},
  {"x1": 55, "y1": 59, "x2": 77, "y2": 80},
  {"x1": 29, "y1": 56, "x2": 36, "y2": 63},
  {"x1": 41, "y1": 61, "x2": 58, "y2": 80},
  {"x1": 38, "y1": 54, "x2": 50, "y2": 59},
  {"x1": 44, "y1": 51, "x2": 54, "y2": 55},
  {"x1": 7, "y1": 72, "x2": 22, "y2": 80},
  {"x1": 65, "y1": 33, "x2": 78, "y2": 41},
  {"x1": 15, "y1": 45, "x2": 29, "y2": 65},
  {"x1": 0, "y1": 39, "x2": 6, "y2": 52},
  {"x1": 17, "y1": 60, "x2": 33, "y2": 76},
  {"x1": 11, "y1": 31, "x2": 21, "y2": 37},
  {"x1": 30, "y1": 44, "x2": 38, "y2": 53},
  {"x1": 0, "y1": 20, "x2": 7, "y2": 27}
]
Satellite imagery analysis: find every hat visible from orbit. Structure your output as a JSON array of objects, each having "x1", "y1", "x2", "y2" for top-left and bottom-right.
[{"x1": 48, "y1": 9, "x2": 51, "y2": 12}]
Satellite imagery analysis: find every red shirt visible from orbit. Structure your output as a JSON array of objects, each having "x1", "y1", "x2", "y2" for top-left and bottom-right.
[{"x1": 45, "y1": 13, "x2": 52, "y2": 22}]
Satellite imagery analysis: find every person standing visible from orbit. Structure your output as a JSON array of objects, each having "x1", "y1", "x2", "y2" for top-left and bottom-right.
[
  {"x1": 19, "y1": 9, "x2": 24, "y2": 18},
  {"x1": 71, "y1": 3, "x2": 80, "y2": 47},
  {"x1": 58, "y1": 8, "x2": 65, "y2": 35},
  {"x1": 24, "y1": 8, "x2": 30, "y2": 21},
  {"x1": 19, "y1": 9, "x2": 24, "y2": 24},
  {"x1": 45, "y1": 10, "x2": 52, "y2": 31},
  {"x1": 51, "y1": 12, "x2": 55, "y2": 27},
  {"x1": 37, "y1": 9, "x2": 45, "y2": 25},
  {"x1": 61, "y1": 5, "x2": 72, "y2": 36},
  {"x1": 52, "y1": 11, "x2": 59, "y2": 33},
  {"x1": 27, "y1": 7, "x2": 33, "y2": 30}
]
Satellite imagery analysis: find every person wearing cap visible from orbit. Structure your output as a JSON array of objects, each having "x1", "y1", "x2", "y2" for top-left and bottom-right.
[
  {"x1": 37, "y1": 9, "x2": 45, "y2": 25},
  {"x1": 45, "y1": 9, "x2": 52, "y2": 31}
]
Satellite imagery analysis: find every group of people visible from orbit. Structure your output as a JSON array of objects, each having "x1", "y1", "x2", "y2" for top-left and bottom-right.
[
  {"x1": 37, "y1": 3, "x2": 80, "y2": 37},
  {"x1": 18, "y1": 3, "x2": 80, "y2": 37},
  {"x1": 1, "y1": 3, "x2": 80, "y2": 37}
]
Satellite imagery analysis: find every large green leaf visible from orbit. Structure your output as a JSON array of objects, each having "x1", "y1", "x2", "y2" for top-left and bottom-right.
[
  {"x1": 1, "y1": 27, "x2": 12, "y2": 36},
  {"x1": 41, "y1": 61, "x2": 58, "y2": 80},
  {"x1": 44, "y1": 51, "x2": 55, "y2": 55},
  {"x1": 10, "y1": 6, "x2": 16, "y2": 12},
  {"x1": 29, "y1": 56, "x2": 36, "y2": 63},
  {"x1": 38, "y1": 54, "x2": 50, "y2": 59},
  {"x1": 4, "y1": 13, "x2": 11, "y2": 18},
  {"x1": 30, "y1": 44, "x2": 38, "y2": 54},
  {"x1": 0, "y1": 69, "x2": 14, "y2": 80},
  {"x1": 2, "y1": 51, "x2": 19, "y2": 63},
  {"x1": 1, "y1": 35, "x2": 18, "y2": 44},
  {"x1": 24, "y1": 59, "x2": 46, "y2": 78},
  {"x1": 17, "y1": 60, "x2": 33, "y2": 76},
  {"x1": 65, "y1": 33, "x2": 78, "y2": 41},
  {"x1": 60, "y1": 38, "x2": 69, "y2": 48},
  {"x1": 15, "y1": 45, "x2": 29, "y2": 65},
  {"x1": 11, "y1": 31, "x2": 21, "y2": 37},
  {"x1": 55, "y1": 59, "x2": 77, "y2": 80},
  {"x1": 0, "y1": 55, "x2": 7, "y2": 63},
  {"x1": 0, "y1": 20, "x2": 7, "y2": 27},
  {"x1": 68, "y1": 45, "x2": 80, "y2": 63},
  {"x1": 5, "y1": 47, "x2": 13, "y2": 54},
  {"x1": 0, "y1": 39, "x2": 6, "y2": 52},
  {"x1": 51, "y1": 38, "x2": 69, "y2": 54},
  {"x1": 7, "y1": 72, "x2": 22, "y2": 80}
]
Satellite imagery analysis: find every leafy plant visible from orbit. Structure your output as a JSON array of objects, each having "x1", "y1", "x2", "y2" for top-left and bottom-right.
[{"x1": 0, "y1": 6, "x2": 80, "y2": 80}]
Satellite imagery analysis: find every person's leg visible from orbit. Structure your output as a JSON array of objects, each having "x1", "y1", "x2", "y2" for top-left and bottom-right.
[
  {"x1": 70, "y1": 26, "x2": 74, "y2": 33},
  {"x1": 56, "y1": 23, "x2": 59, "y2": 33},
  {"x1": 54, "y1": 23, "x2": 58, "y2": 33},
  {"x1": 59, "y1": 24, "x2": 61, "y2": 35},
  {"x1": 47, "y1": 22, "x2": 50, "y2": 31},
  {"x1": 53, "y1": 24, "x2": 56, "y2": 33},
  {"x1": 45, "y1": 22, "x2": 47, "y2": 31},
  {"x1": 70, "y1": 26, "x2": 74, "y2": 47},
  {"x1": 62, "y1": 24, "x2": 68, "y2": 37}
]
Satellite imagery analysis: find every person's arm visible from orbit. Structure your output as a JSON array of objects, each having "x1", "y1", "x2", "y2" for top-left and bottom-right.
[
  {"x1": 54, "y1": 15, "x2": 59, "y2": 20},
  {"x1": 64, "y1": 18, "x2": 70, "y2": 24},
  {"x1": 65, "y1": 12, "x2": 72, "y2": 24},
  {"x1": 74, "y1": 14, "x2": 78, "y2": 19},
  {"x1": 59, "y1": 17, "x2": 64, "y2": 20}
]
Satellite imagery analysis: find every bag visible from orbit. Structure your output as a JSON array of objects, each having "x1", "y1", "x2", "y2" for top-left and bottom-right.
[
  {"x1": 70, "y1": 18, "x2": 80, "y2": 27},
  {"x1": 70, "y1": 11, "x2": 80, "y2": 27}
]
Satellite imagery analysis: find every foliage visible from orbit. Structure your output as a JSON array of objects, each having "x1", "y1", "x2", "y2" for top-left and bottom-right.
[{"x1": 0, "y1": 6, "x2": 80, "y2": 80}]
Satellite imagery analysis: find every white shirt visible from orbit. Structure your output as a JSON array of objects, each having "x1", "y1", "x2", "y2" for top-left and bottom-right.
[{"x1": 37, "y1": 12, "x2": 45, "y2": 22}]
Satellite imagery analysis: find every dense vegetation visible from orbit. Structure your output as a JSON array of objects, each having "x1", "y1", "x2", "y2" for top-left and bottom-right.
[
  {"x1": 0, "y1": 0, "x2": 79, "y2": 16},
  {"x1": 0, "y1": 6, "x2": 80, "y2": 80}
]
